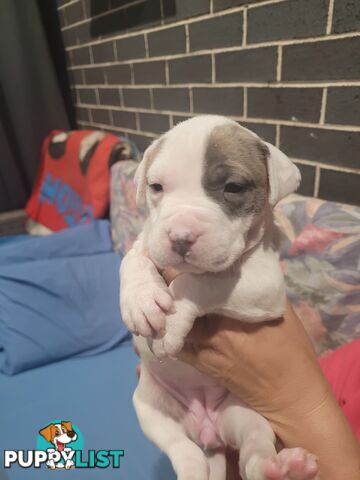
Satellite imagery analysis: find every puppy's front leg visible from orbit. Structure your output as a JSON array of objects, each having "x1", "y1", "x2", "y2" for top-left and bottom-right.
[
  {"x1": 46, "y1": 449, "x2": 56, "y2": 469},
  {"x1": 150, "y1": 273, "x2": 216, "y2": 358},
  {"x1": 120, "y1": 232, "x2": 174, "y2": 337}
]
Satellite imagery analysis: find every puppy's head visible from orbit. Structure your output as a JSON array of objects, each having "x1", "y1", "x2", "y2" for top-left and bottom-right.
[
  {"x1": 136, "y1": 115, "x2": 300, "y2": 273},
  {"x1": 39, "y1": 421, "x2": 77, "y2": 450}
]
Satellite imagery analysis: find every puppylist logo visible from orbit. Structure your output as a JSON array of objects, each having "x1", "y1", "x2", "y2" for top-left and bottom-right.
[{"x1": 4, "y1": 420, "x2": 124, "y2": 470}]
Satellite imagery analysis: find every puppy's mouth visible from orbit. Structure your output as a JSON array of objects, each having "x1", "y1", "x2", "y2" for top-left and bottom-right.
[
  {"x1": 56, "y1": 441, "x2": 65, "y2": 452},
  {"x1": 176, "y1": 250, "x2": 231, "y2": 272}
]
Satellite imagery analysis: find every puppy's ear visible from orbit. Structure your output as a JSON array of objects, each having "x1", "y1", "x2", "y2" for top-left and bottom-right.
[
  {"x1": 39, "y1": 424, "x2": 55, "y2": 443},
  {"x1": 135, "y1": 138, "x2": 163, "y2": 207},
  {"x1": 61, "y1": 421, "x2": 72, "y2": 432},
  {"x1": 264, "y1": 142, "x2": 301, "y2": 206}
]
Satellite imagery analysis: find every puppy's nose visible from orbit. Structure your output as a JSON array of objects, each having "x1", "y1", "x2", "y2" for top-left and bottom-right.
[
  {"x1": 171, "y1": 238, "x2": 193, "y2": 257},
  {"x1": 67, "y1": 431, "x2": 76, "y2": 439},
  {"x1": 168, "y1": 228, "x2": 198, "y2": 257}
]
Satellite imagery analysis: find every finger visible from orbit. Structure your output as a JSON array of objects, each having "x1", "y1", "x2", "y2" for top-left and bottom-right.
[
  {"x1": 178, "y1": 342, "x2": 212, "y2": 373},
  {"x1": 225, "y1": 449, "x2": 241, "y2": 480},
  {"x1": 178, "y1": 342, "x2": 197, "y2": 364},
  {"x1": 161, "y1": 267, "x2": 182, "y2": 285},
  {"x1": 185, "y1": 316, "x2": 220, "y2": 343}
]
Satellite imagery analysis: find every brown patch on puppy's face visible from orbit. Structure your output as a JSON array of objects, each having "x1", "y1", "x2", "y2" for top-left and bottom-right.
[
  {"x1": 202, "y1": 124, "x2": 268, "y2": 219},
  {"x1": 61, "y1": 421, "x2": 73, "y2": 433}
]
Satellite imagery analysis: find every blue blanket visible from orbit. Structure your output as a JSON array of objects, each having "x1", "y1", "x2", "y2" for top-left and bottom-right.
[
  {"x1": 0, "y1": 342, "x2": 175, "y2": 480},
  {"x1": 0, "y1": 221, "x2": 130, "y2": 374}
]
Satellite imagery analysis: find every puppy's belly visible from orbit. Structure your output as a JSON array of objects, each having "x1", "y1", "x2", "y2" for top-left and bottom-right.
[
  {"x1": 135, "y1": 338, "x2": 228, "y2": 449},
  {"x1": 152, "y1": 370, "x2": 229, "y2": 450}
]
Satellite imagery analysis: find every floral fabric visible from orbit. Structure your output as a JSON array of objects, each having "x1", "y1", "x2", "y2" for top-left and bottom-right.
[
  {"x1": 110, "y1": 161, "x2": 146, "y2": 254},
  {"x1": 276, "y1": 195, "x2": 360, "y2": 355},
  {"x1": 111, "y1": 160, "x2": 360, "y2": 355}
]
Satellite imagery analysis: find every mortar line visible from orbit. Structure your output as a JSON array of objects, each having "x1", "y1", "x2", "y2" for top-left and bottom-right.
[
  {"x1": 211, "y1": 53, "x2": 215, "y2": 84},
  {"x1": 276, "y1": 46, "x2": 282, "y2": 82},
  {"x1": 72, "y1": 80, "x2": 360, "y2": 88},
  {"x1": 293, "y1": 158, "x2": 360, "y2": 175},
  {"x1": 243, "y1": 87, "x2": 248, "y2": 118},
  {"x1": 185, "y1": 24, "x2": 190, "y2": 53},
  {"x1": 326, "y1": 0, "x2": 335, "y2": 35},
  {"x1": 314, "y1": 165, "x2": 321, "y2": 197},
  {"x1": 135, "y1": 111, "x2": 140, "y2": 130},
  {"x1": 189, "y1": 88, "x2": 194, "y2": 113},
  {"x1": 275, "y1": 124, "x2": 280, "y2": 148},
  {"x1": 74, "y1": 102, "x2": 360, "y2": 132},
  {"x1": 159, "y1": 0, "x2": 165, "y2": 25},
  {"x1": 62, "y1": 2, "x2": 355, "y2": 47},
  {"x1": 113, "y1": 40, "x2": 118, "y2": 62},
  {"x1": 65, "y1": 30, "x2": 360, "y2": 61},
  {"x1": 242, "y1": 7, "x2": 247, "y2": 46},
  {"x1": 165, "y1": 60, "x2": 170, "y2": 85},
  {"x1": 144, "y1": 33, "x2": 149, "y2": 58},
  {"x1": 119, "y1": 88, "x2": 124, "y2": 107},
  {"x1": 58, "y1": 0, "x2": 80, "y2": 10},
  {"x1": 320, "y1": 87, "x2": 328, "y2": 124}
]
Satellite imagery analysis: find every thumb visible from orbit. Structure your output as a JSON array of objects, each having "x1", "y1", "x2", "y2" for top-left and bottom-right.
[
  {"x1": 178, "y1": 341, "x2": 199, "y2": 365},
  {"x1": 184, "y1": 315, "x2": 219, "y2": 343},
  {"x1": 178, "y1": 316, "x2": 220, "y2": 366}
]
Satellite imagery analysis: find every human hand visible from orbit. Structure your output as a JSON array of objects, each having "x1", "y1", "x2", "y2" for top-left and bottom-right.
[
  {"x1": 177, "y1": 304, "x2": 360, "y2": 480},
  {"x1": 160, "y1": 268, "x2": 360, "y2": 478}
]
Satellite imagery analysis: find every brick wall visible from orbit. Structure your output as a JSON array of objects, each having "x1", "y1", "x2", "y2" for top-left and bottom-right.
[{"x1": 58, "y1": 0, "x2": 360, "y2": 205}]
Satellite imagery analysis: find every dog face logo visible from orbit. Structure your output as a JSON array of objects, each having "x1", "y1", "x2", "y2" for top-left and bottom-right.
[
  {"x1": 39, "y1": 421, "x2": 77, "y2": 452},
  {"x1": 39, "y1": 421, "x2": 78, "y2": 469}
]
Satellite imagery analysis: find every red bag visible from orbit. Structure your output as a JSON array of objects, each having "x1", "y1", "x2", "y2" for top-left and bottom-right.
[{"x1": 26, "y1": 130, "x2": 123, "y2": 231}]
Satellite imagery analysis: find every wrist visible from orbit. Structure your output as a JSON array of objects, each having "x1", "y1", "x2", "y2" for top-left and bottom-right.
[{"x1": 273, "y1": 393, "x2": 360, "y2": 480}]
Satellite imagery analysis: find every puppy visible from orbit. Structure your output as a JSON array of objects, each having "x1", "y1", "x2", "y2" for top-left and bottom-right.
[
  {"x1": 39, "y1": 421, "x2": 77, "y2": 469},
  {"x1": 120, "y1": 116, "x2": 319, "y2": 480}
]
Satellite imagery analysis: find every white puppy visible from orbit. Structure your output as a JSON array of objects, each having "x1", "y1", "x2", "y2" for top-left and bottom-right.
[{"x1": 120, "y1": 115, "x2": 319, "y2": 480}]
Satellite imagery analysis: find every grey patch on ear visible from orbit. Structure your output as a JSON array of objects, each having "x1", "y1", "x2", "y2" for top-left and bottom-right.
[{"x1": 202, "y1": 124, "x2": 268, "y2": 218}]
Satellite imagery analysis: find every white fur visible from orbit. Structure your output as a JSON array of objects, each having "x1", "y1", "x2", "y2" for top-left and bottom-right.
[{"x1": 120, "y1": 116, "x2": 317, "y2": 480}]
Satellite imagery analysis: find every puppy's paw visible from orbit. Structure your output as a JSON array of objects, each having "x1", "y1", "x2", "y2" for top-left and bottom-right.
[
  {"x1": 262, "y1": 448, "x2": 318, "y2": 480},
  {"x1": 65, "y1": 460, "x2": 75, "y2": 469},
  {"x1": 122, "y1": 284, "x2": 173, "y2": 337},
  {"x1": 163, "y1": 333, "x2": 185, "y2": 357},
  {"x1": 148, "y1": 337, "x2": 167, "y2": 359},
  {"x1": 149, "y1": 333, "x2": 185, "y2": 359}
]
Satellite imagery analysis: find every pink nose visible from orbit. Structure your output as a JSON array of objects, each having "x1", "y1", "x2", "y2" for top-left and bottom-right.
[{"x1": 168, "y1": 228, "x2": 199, "y2": 257}]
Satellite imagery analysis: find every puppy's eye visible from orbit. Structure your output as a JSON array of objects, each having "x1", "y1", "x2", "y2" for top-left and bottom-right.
[
  {"x1": 224, "y1": 183, "x2": 246, "y2": 194},
  {"x1": 149, "y1": 183, "x2": 163, "y2": 193},
  {"x1": 55, "y1": 430, "x2": 60, "y2": 435}
]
